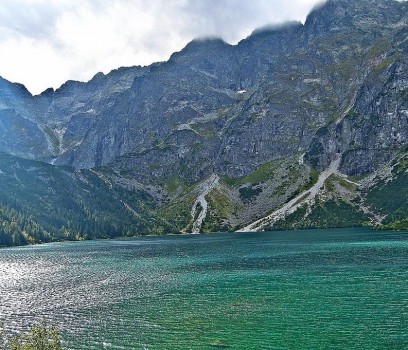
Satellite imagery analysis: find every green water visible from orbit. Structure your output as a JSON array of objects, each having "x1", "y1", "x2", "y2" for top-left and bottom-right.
[{"x1": 1, "y1": 228, "x2": 408, "y2": 349}]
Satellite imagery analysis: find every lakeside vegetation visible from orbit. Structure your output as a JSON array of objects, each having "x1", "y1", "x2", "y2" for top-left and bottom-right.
[
  {"x1": 0, "y1": 150, "x2": 407, "y2": 248},
  {"x1": 0, "y1": 323, "x2": 61, "y2": 350},
  {"x1": 0, "y1": 153, "x2": 174, "y2": 247}
]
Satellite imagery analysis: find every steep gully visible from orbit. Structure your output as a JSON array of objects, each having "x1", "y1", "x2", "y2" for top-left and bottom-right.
[
  {"x1": 188, "y1": 157, "x2": 343, "y2": 234},
  {"x1": 190, "y1": 174, "x2": 220, "y2": 233},
  {"x1": 238, "y1": 157, "x2": 342, "y2": 232}
]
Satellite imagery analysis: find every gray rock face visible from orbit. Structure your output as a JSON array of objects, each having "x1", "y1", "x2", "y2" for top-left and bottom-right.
[
  {"x1": 306, "y1": 25, "x2": 408, "y2": 175},
  {"x1": 0, "y1": 0, "x2": 407, "y2": 184}
]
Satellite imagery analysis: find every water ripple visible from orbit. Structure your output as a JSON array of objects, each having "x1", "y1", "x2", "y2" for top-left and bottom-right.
[{"x1": 0, "y1": 228, "x2": 407, "y2": 349}]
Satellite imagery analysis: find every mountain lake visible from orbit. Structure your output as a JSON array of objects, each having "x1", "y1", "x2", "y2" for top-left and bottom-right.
[{"x1": 1, "y1": 228, "x2": 407, "y2": 349}]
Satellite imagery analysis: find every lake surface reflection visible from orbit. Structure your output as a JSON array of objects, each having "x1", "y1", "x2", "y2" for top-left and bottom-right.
[{"x1": 1, "y1": 228, "x2": 408, "y2": 349}]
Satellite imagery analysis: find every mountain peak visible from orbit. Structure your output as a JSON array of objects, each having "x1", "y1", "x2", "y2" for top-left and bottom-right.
[
  {"x1": 0, "y1": 76, "x2": 32, "y2": 97},
  {"x1": 248, "y1": 21, "x2": 303, "y2": 38},
  {"x1": 305, "y1": 0, "x2": 405, "y2": 35},
  {"x1": 0, "y1": 0, "x2": 407, "y2": 238},
  {"x1": 168, "y1": 37, "x2": 230, "y2": 63},
  {"x1": 184, "y1": 37, "x2": 229, "y2": 50}
]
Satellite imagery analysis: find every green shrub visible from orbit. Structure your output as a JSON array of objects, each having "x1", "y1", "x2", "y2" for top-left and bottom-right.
[{"x1": 0, "y1": 323, "x2": 61, "y2": 350}]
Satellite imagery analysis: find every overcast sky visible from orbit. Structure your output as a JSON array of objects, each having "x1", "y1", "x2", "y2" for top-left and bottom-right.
[{"x1": 0, "y1": 0, "x2": 323, "y2": 95}]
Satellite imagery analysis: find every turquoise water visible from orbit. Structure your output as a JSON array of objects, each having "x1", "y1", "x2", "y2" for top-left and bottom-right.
[{"x1": 1, "y1": 228, "x2": 408, "y2": 349}]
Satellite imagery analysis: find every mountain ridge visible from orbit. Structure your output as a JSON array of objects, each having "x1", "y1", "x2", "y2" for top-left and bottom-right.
[{"x1": 0, "y1": 0, "x2": 407, "y2": 245}]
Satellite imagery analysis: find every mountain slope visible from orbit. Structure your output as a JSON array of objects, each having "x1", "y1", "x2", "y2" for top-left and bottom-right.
[
  {"x1": 0, "y1": 0, "x2": 407, "y2": 242},
  {"x1": 0, "y1": 152, "x2": 173, "y2": 246}
]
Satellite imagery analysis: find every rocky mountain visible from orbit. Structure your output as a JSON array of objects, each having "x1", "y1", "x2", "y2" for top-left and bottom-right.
[{"x1": 0, "y1": 0, "x2": 407, "y2": 245}]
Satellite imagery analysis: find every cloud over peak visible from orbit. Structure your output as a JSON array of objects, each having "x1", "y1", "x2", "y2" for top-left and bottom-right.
[{"x1": 0, "y1": 0, "x2": 321, "y2": 94}]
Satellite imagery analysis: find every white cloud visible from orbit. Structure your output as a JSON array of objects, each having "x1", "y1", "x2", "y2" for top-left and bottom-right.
[
  {"x1": 0, "y1": 36, "x2": 68, "y2": 93},
  {"x1": 0, "y1": 0, "x2": 322, "y2": 95}
]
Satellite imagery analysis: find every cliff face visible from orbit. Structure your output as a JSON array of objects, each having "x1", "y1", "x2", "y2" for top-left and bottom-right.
[{"x1": 0, "y1": 0, "x2": 407, "y2": 238}]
